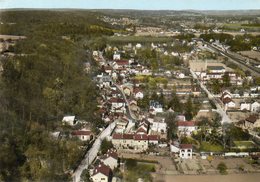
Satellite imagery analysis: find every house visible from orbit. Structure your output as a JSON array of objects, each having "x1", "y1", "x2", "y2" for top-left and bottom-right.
[
  {"x1": 150, "y1": 117, "x2": 167, "y2": 134},
  {"x1": 113, "y1": 53, "x2": 121, "y2": 60},
  {"x1": 62, "y1": 116, "x2": 76, "y2": 125},
  {"x1": 91, "y1": 163, "x2": 112, "y2": 182},
  {"x1": 170, "y1": 141, "x2": 180, "y2": 153},
  {"x1": 133, "y1": 134, "x2": 149, "y2": 151},
  {"x1": 112, "y1": 133, "x2": 149, "y2": 152},
  {"x1": 100, "y1": 149, "x2": 118, "y2": 170},
  {"x1": 129, "y1": 100, "x2": 140, "y2": 112},
  {"x1": 109, "y1": 98, "x2": 126, "y2": 113},
  {"x1": 244, "y1": 115, "x2": 259, "y2": 129},
  {"x1": 123, "y1": 86, "x2": 132, "y2": 96},
  {"x1": 133, "y1": 88, "x2": 144, "y2": 99},
  {"x1": 222, "y1": 97, "x2": 236, "y2": 110},
  {"x1": 136, "y1": 124, "x2": 148, "y2": 134},
  {"x1": 148, "y1": 135, "x2": 160, "y2": 145},
  {"x1": 71, "y1": 129, "x2": 92, "y2": 141},
  {"x1": 149, "y1": 100, "x2": 163, "y2": 114},
  {"x1": 240, "y1": 102, "x2": 251, "y2": 111},
  {"x1": 251, "y1": 101, "x2": 260, "y2": 112},
  {"x1": 115, "y1": 117, "x2": 129, "y2": 133},
  {"x1": 177, "y1": 121, "x2": 197, "y2": 136},
  {"x1": 179, "y1": 144, "x2": 193, "y2": 159}
]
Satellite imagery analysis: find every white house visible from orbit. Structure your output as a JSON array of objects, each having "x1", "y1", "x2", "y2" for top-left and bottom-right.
[
  {"x1": 109, "y1": 98, "x2": 126, "y2": 113},
  {"x1": 113, "y1": 53, "x2": 121, "y2": 60},
  {"x1": 177, "y1": 121, "x2": 197, "y2": 136},
  {"x1": 133, "y1": 88, "x2": 144, "y2": 99},
  {"x1": 71, "y1": 129, "x2": 92, "y2": 141},
  {"x1": 251, "y1": 101, "x2": 260, "y2": 112},
  {"x1": 151, "y1": 118, "x2": 167, "y2": 134},
  {"x1": 62, "y1": 116, "x2": 76, "y2": 126},
  {"x1": 240, "y1": 102, "x2": 251, "y2": 111},
  {"x1": 148, "y1": 135, "x2": 160, "y2": 145},
  {"x1": 91, "y1": 163, "x2": 112, "y2": 182},
  {"x1": 100, "y1": 149, "x2": 118, "y2": 170},
  {"x1": 179, "y1": 144, "x2": 193, "y2": 159}
]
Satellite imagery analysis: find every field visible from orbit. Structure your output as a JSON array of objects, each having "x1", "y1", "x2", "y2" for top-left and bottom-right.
[
  {"x1": 223, "y1": 23, "x2": 260, "y2": 31},
  {"x1": 239, "y1": 51, "x2": 260, "y2": 62},
  {"x1": 200, "y1": 142, "x2": 224, "y2": 152},
  {"x1": 234, "y1": 141, "x2": 256, "y2": 149}
]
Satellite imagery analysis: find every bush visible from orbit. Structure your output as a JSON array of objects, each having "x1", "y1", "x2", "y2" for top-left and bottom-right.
[
  {"x1": 217, "y1": 162, "x2": 228, "y2": 175},
  {"x1": 125, "y1": 159, "x2": 137, "y2": 170}
]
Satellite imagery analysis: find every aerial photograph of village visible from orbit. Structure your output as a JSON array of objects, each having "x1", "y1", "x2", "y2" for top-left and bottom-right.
[{"x1": 0, "y1": 0, "x2": 260, "y2": 182}]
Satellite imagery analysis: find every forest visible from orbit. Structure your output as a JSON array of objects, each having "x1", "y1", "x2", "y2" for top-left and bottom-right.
[{"x1": 0, "y1": 10, "x2": 118, "y2": 181}]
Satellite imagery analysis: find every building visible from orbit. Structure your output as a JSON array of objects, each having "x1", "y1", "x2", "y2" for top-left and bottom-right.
[
  {"x1": 100, "y1": 149, "x2": 118, "y2": 170},
  {"x1": 71, "y1": 129, "x2": 92, "y2": 141},
  {"x1": 251, "y1": 101, "x2": 260, "y2": 112},
  {"x1": 240, "y1": 102, "x2": 251, "y2": 111},
  {"x1": 179, "y1": 144, "x2": 193, "y2": 159},
  {"x1": 91, "y1": 163, "x2": 112, "y2": 182},
  {"x1": 62, "y1": 116, "x2": 76, "y2": 126},
  {"x1": 177, "y1": 121, "x2": 197, "y2": 136},
  {"x1": 150, "y1": 117, "x2": 167, "y2": 134}
]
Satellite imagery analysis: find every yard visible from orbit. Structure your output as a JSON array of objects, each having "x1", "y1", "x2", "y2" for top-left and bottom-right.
[
  {"x1": 234, "y1": 141, "x2": 257, "y2": 149},
  {"x1": 200, "y1": 142, "x2": 224, "y2": 152}
]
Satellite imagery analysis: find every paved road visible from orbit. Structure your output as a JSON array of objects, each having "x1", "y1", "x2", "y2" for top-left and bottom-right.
[
  {"x1": 190, "y1": 69, "x2": 231, "y2": 124},
  {"x1": 72, "y1": 121, "x2": 116, "y2": 182},
  {"x1": 114, "y1": 83, "x2": 137, "y2": 121}
]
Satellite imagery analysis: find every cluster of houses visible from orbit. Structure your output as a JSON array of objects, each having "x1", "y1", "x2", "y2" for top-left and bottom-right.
[
  {"x1": 90, "y1": 149, "x2": 119, "y2": 182},
  {"x1": 220, "y1": 90, "x2": 260, "y2": 112},
  {"x1": 191, "y1": 61, "x2": 244, "y2": 86}
]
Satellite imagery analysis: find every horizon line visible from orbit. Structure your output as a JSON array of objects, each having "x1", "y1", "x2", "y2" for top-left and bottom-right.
[{"x1": 1, "y1": 8, "x2": 260, "y2": 11}]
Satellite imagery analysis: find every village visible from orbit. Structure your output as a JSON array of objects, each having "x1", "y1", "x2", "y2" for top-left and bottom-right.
[{"x1": 59, "y1": 36, "x2": 260, "y2": 182}]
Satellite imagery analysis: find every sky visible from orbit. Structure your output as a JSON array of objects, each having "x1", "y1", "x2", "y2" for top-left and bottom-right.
[{"x1": 0, "y1": 0, "x2": 260, "y2": 10}]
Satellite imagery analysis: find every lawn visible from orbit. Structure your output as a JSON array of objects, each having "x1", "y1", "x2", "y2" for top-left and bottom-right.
[
  {"x1": 124, "y1": 159, "x2": 156, "y2": 182},
  {"x1": 234, "y1": 141, "x2": 256, "y2": 149},
  {"x1": 200, "y1": 142, "x2": 224, "y2": 152}
]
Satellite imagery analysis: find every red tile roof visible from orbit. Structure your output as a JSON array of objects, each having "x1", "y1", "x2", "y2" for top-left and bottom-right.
[
  {"x1": 178, "y1": 121, "x2": 196, "y2": 127},
  {"x1": 180, "y1": 144, "x2": 193, "y2": 149},
  {"x1": 115, "y1": 60, "x2": 129, "y2": 65},
  {"x1": 109, "y1": 98, "x2": 125, "y2": 103},
  {"x1": 93, "y1": 163, "x2": 111, "y2": 177},
  {"x1": 134, "y1": 134, "x2": 148, "y2": 140},
  {"x1": 112, "y1": 133, "x2": 134, "y2": 140},
  {"x1": 148, "y1": 135, "x2": 160, "y2": 141}
]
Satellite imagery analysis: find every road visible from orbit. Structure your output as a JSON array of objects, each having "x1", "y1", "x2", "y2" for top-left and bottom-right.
[
  {"x1": 190, "y1": 69, "x2": 232, "y2": 124},
  {"x1": 72, "y1": 121, "x2": 116, "y2": 182},
  {"x1": 114, "y1": 84, "x2": 137, "y2": 122}
]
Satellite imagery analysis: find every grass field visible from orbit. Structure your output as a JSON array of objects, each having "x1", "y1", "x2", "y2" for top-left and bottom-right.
[
  {"x1": 223, "y1": 23, "x2": 260, "y2": 31},
  {"x1": 234, "y1": 141, "x2": 256, "y2": 149},
  {"x1": 200, "y1": 142, "x2": 224, "y2": 152}
]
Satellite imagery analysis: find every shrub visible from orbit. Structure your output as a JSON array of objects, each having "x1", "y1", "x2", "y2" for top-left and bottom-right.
[{"x1": 217, "y1": 162, "x2": 228, "y2": 175}]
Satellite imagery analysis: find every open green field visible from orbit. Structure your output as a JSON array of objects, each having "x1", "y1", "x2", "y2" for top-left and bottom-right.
[
  {"x1": 223, "y1": 23, "x2": 260, "y2": 31},
  {"x1": 200, "y1": 142, "x2": 224, "y2": 152},
  {"x1": 234, "y1": 141, "x2": 256, "y2": 149}
]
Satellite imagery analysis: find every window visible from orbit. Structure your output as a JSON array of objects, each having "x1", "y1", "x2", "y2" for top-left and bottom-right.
[
  {"x1": 188, "y1": 154, "x2": 190, "y2": 156},
  {"x1": 101, "y1": 178, "x2": 105, "y2": 180},
  {"x1": 187, "y1": 149, "x2": 191, "y2": 152}
]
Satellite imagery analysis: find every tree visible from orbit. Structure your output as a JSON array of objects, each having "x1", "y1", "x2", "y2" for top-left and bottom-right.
[
  {"x1": 184, "y1": 96, "x2": 194, "y2": 121},
  {"x1": 217, "y1": 162, "x2": 227, "y2": 175},
  {"x1": 125, "y1": 159, "x2": 137, "y2": 170},
  {"x1": 165, "y1": 112, "x2": 177, "y2": 140},
  {"x1": 222, "y1": 72, "x2": 231, "y2": 87},
  {"x1": 100, "y1": 139, "x2": 113, "y2": 154},
  {"x1": 168, "y1": 91, "x2": 182, "y2": 113},
  {"x1": 80, "y1": 169, "x2": 91, "y2": 182}
]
